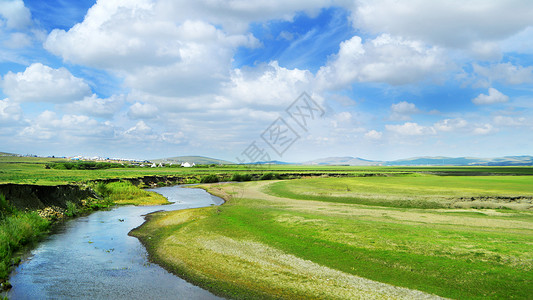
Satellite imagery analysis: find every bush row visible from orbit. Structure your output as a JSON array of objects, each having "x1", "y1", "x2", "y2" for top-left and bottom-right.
[
  {"x1": 200, "y1": 172, "x2": 281, "y2": 183},
  {"x1": 46, "y1": 161, "x2": 126, "y2": 170}
]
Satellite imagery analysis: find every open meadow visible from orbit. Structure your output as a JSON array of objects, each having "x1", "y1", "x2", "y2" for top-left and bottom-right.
[
  {"x1": 1, "y1": 155, "x2": 533, "y2": 185},
  {"x1": 132, "y1": 175, "x2": 533, "y2": 299},
  {"x1": 2, "y1": 156, "x2": 533, "y2": 298}
]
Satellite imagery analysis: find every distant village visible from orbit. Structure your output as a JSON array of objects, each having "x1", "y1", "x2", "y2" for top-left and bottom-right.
[
  {"x1": 69, "y1": 156, "x2": 197, "y2": 168},
  {"x1": 16, "y1": 153, "x2": 198, "y2": 168}
]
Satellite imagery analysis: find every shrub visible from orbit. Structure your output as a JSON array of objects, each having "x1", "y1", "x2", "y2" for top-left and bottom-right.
[
  {"x1": 200, "y1": 175, "x2": 219, "y2": 183},
  {"x1": 231, "y1": 173, "x2": 253, "y2": 182},
  {"x1": 94, "y1": 182, "x2": 111, "y2": 198},
  {"x1": 65, "y1": 201, "x2": 79, "y2": 217},
  {"x1": 47, "y1": 161, "x2": 122, "y2": 170},
  {"x1": 0, "y1": 194, "x2": 16, "y2": 218},
  {"x1": 240, "y1": 174, "x2": 252, "y2": 181},
  {"x1": 231, "y1": 173, "x2": 242, "y2": 181},
  {"x1": 260, "y1": 173, "x2": 277, "y2": 180},
  {"x1": 0, "y1": 211, "x2": 49, "y2": 279}
]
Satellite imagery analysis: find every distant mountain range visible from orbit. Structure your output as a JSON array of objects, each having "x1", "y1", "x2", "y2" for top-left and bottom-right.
[
  {"x1": 302, "y1": 157, "x2": 378, "y2": 166},
  {"x1": 151, "y1": 155, "x2": 233, "y2": 165},
  {"x1": 153, "y1": 155, "x2": 533, "y2": 166},
  {"x1": 302, "y1": 156, "x2": 533, "y2": 166},
  {"x1": 3, "y1": 151, "x2": 532, "y2": 166}
]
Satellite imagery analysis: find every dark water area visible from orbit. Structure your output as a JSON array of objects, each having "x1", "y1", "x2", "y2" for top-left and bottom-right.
[{"x1": 7, "y1": 186, "x2": 224, "y2": 299}]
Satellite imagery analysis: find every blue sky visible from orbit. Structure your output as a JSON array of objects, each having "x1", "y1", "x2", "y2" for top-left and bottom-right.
[{"x1": 0, "y1": 0, "x2": 532, "y2": 161}]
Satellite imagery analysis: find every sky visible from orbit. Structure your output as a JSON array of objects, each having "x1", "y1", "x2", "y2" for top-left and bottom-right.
[{"x1": 0, "y1": 0, "x2": 532, "y2": 162}]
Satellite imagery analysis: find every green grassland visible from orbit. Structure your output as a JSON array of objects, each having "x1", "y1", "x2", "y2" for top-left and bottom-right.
[
  {"x1": 267, "y1": 175, "x2": 533, "y2": 209},
  {"x1": 1, "y1": 155, "x2": 533, "y2": 185},
  {"x1": 132, "y1": 177, "x2": 533, "y2": 299},
  {"x1": 92, "y1": 181, "x2": 169, "y2": 206}
]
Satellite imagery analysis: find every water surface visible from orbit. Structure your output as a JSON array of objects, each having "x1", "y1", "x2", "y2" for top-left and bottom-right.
[{"x1": 8, "y1": 186, "x2": 224, "y2": 299}]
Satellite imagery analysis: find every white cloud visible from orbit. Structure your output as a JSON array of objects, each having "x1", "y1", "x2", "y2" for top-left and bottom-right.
[
  {"x1": 364, "y1": 129, "x2": 382, "y2": 139},
  {"x1": 0, "y1": 0, "x2": 44, "y2": 63},
  {"x1": 126, "y1": 60, "x2": 315, "y2": 122},
  {"x1": 0, "y1": 0, "x2": 32, "y2": 29},
  {"x1": 223, "y1": 61, "x2": 314, "y2": 110},
  {"x1": 330, "y1": 111, "x2": 352, "y2": 128},
  {"x1": 0, "y1": 98, "x2": 22, "y2": 123},
  {"x1": 63, "y1": 94, "x2": 125, "y2": 118},
  {"x1": 127, "y1": 102, "x2": 159, "y2": 119},
  {"x1": 2, "y1": 63, "x2": 92, "y2": 103},
  {"x1": 153, "y1": 0, "x2": 334, "y2": 34},
  {"x1": 161, "y1": 131, "x2": 185, "y2": 144},
  {"x1": 123, "y1": 120, "x2": 158, "y2": 141},
  {"x1": 472, "y1": 63, "x2": 533, "y2": 87},
  {"x1": 433, "y1": 118, "x2": 468, "y2": 132},
  {"x1": 472, "y1": 87, "x2": 509, "y2": 105},
  {"x1": 316, "y1": 34, "x2": 449, "y2": 88},
  {"x1": 493, "y1": 115, "x2": 527, "y2": 127},
  {"x1": 351, "y1": 0, "x2": 533, "y2": 54},
  {"x1": 502, "y1": 26, "x2": 533, "y2": 54},
  {"x1": 43, "y1": 0, "x2": 262, "y2": 98},
  {"x1": 390, "y1": 101, "x2": 420, "y2": 121},
  {"x1": 385, "y1": 122, "x2": 435, "y2": 136},
  {"x1": 19, "y1": 110, "x2": 116, "y2": 140},
  {"x1": 472, "y1": 123, "x2": 495, "y2": 135},
  {"x1": 3, "y1": 32, "x2": 32, "y2": 48}
]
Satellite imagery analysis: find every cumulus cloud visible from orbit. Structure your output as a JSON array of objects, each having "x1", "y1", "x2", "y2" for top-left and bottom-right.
[
  {"x1": 493, "y1": 115, "x2": 527, "y2": 127},
  {"x1": 2, "y1": 63, "x2": 92, "y2": 103},
  {"x1": 433, "y1": 118, "x2": 468, "y2": 132},
  {"x1": 472, "y1": 123, "x2": 495, "y2": 135},
  {"x1": 0, "y1": 0, "x2": 45, "y2": 63},
  {"x1": 127, "y1": 102, "x2": 159, "y2": 119},
  {"x1": 502, "y1": 26, "x2": 533, "y2": 54},
  {"x1": 223, "y1": 61, "x2": 314, "y2": 110},
  {"x1": 364, "y1": 129, "x2": 382, "y2": 139},
  {"x1": 0, "y1": 0, "x2": 32, "y2": 29},
  {"x1": 0, "y1": 98, "x2": 22, "y2": 123},
  {"x1": 63, "y1": 94, "x2": 125, "y2": 118},
  {"x1": 161, "y1": 131, "x2": 186, "y2": 144},
  {"x1": 472, "y1": 87, "x2": 509, "y2": 105},
  {"x1": 351, "y1": 0, "x2": 533, "y2": 54},
  {"x1": 472, "y1": 62, "x2": 533, "y2": 87},
  {"x1": 126, "y1": 60, "x2": 315, "y2": 122},
  {"x1": 19, "y1": 110, "x2": 115, "y2": 140},
  {"x1": 389, "y1": 101, "x2": 420, "y2": 121},
  {"x1": 153, "y1": 0, "x2": 334, "y2": 34},
  {"x1": 316, "y1": 34, "x2": 449, "y2": 88},
  {"x1": 3, "y1": 32, "x2": 32, "y2": 48},
  {"x1": 43, "y1": 0, "x2": 262, "y2": 98},
  {"x1": 123, "y1": 120, "x2": 159, "y2": 141},
  {"x1": 385, "y1": 122, "x2": 435, "y2": 136}
]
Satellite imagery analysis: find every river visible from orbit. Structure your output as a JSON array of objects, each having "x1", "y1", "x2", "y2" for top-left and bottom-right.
[{"x1": 7, "y1": 186, "x2": 224, "y2": 299}]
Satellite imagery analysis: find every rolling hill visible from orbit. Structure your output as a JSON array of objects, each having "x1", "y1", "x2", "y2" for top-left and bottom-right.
[
  {"x1": 302, "y1": 155, "x2": 533, "y2": 166},
  {"x1": 151, "y1": 155, "x2": 234, "y2": 165}
]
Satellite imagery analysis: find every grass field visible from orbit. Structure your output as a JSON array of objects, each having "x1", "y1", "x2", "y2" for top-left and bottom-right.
[
  {"x1": 132, "y1": 177, "x2": 533, "y2": 299},
  {"x1": 2, "y1": 155, "x2": 533, "y2": 185},
  {"x1": 267, "y1": 175, "x2": 533, "y2": 209},
  {"x1": 92, "y1": 181, "x2": 169, "y2": 206}
]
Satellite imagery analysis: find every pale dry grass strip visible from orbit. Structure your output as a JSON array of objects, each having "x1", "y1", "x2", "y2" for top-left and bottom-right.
[
  {"x1": 221, "y1": 182, "x2": 533, "y2": 230},
  {"x1": 160, "y1": 233, "x2": 445, "y2": 299}
]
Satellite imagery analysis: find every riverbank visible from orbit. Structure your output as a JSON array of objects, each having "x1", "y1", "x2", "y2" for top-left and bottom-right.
[
  {"x1": 0, "y1": 180, "x2": 169, "y2": 289},
  {"x1": 131, "y1": 178, "x2": 533, "y2": 299},
  {"x1": 6, "y1": 186, "x2": 222, "y2": 299}
]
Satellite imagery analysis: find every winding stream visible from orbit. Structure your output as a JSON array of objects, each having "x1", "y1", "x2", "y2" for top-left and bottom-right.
[{"x1": 7, "y1": 186, "x2": 224, "y2": 299}]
